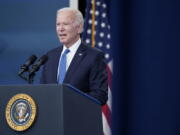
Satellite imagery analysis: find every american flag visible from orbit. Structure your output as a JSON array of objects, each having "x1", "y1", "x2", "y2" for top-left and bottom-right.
[{"x1": 82, "y1": 0, "x2": 112, "y2": 135}]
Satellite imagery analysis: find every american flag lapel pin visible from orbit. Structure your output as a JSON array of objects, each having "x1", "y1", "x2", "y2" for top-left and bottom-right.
[{"x1": 78, "y1": 53, "x2": 83, "y2": 56}]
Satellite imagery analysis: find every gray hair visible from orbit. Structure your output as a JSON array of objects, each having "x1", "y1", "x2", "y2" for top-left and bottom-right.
[{"x1": 57, "y1": 7, "x2": 84, "y2": 33}]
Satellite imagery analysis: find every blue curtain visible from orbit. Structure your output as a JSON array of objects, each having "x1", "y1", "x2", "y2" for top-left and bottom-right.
[{"x1": 111, "y1": 0, "x2": 179, "y2": 135}]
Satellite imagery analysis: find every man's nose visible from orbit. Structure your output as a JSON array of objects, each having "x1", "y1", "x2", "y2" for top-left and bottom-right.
[{"x1": 57, "y1": 25, "x2": 64, "y2": 31}]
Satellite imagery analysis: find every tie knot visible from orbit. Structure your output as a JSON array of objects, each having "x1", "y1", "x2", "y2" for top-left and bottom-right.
[{"x1": 63, "y1": 49, "x2": 70, "y2": 55}]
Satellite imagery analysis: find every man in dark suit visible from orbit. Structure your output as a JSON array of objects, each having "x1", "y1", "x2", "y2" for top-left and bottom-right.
[{"x1": 40, "y1": 7, "x2": 108, "y2": 105}]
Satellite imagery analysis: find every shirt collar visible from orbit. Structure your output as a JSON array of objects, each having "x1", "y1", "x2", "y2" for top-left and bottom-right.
[{"x1": 62, "y1": 38, "x2": 81, "y2": 54}]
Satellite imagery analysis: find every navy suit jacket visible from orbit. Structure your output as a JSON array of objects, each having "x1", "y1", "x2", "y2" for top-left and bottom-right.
[{"x1": 40, "y1": 43, "x2": 108, "y2": 105}]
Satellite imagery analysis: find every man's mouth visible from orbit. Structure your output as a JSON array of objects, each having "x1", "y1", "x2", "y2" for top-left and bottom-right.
[{"x1": 59, "y1": 34, "x2": 67, "y2": 38}]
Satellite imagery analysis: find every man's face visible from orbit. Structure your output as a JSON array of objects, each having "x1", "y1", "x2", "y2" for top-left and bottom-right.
[{"x1": 56, "y1": 11, "x2": 81, "y2": 47}]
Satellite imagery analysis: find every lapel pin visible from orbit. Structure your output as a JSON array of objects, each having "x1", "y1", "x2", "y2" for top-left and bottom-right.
[{"x1": 78, "y1": 53, "x2": 83, "y2": 56}]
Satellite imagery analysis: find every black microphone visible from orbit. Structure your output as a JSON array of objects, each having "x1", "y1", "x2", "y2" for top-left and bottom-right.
[
  {"x1": 18, "y1": 55, "x2": 37, "y2": 75},
  {"x1": 29, "y1": 55, "x2": 48, "y2": 76}
]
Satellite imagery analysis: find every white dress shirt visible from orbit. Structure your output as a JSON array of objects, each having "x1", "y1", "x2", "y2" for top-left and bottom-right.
[{"x1": 57, "y1": 39, "x2": 81, "y2": 79}]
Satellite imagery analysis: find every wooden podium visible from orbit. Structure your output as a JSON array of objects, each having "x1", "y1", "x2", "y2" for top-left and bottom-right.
[{"x1": 0, "y1": 84, "x2": 102, "y2": 135}]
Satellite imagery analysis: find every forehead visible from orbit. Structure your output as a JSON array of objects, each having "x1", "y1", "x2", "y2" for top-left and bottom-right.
[{"x1": 57, "y1": 11, "x2": 75, "y2": 21}]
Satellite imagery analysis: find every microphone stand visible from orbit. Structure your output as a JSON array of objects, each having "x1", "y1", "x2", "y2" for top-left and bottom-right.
[
  {"x1": 18, "y1": 71, "x2": 35, "y2": 84},
  {"x1": 28, "y1": 73, "x2": 35, "y2": 84},
  {"x1": 18, "y1": 55, "x2": 37, "y2": 84},
  {"x1": 18, "y1": 55, "x2": 48, "y2": 84}
]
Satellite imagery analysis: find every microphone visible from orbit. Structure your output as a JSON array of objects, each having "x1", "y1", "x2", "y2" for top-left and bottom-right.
[
  {"x1": 29, "y1": 55, "x2": 48, "y2": 76},
  {"x1": 18, "y1": 55, "x2": 37, "y2": 75}
]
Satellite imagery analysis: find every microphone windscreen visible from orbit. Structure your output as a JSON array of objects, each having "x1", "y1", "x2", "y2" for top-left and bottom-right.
[
  {"x1": 24, "y1": 55, "x2": 37, "y2": 66},
  {"x1": 38, "y1": 55, "x2": 48, "y2": 65}
]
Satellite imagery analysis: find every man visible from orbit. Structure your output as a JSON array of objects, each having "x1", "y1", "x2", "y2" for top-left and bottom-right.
[{"x1": 40, "y1": 7, "x2": 108, "y2": 105}]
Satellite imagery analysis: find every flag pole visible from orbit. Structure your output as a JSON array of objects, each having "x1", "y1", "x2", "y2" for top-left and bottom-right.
[{"x1": 91, "y1": 0, "x2": 96, "y2": 48}]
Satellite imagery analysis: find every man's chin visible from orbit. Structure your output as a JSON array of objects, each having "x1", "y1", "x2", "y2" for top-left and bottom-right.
[{"x1": 59, "y1": 40, "x2": 66, "y2": 44}]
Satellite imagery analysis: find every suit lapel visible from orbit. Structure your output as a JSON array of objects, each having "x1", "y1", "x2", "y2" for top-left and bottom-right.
[
  {"x1": 64, "y1": 44, "x2": 87, "y2": 82},
  {"x1": 52, "y1": 47, "x2": 63, "y2": 83}
]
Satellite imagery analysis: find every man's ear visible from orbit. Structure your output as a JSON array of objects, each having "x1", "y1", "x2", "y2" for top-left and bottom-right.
[{"x1": 77, "y1": 23, "x2": 83, "y2": 34}]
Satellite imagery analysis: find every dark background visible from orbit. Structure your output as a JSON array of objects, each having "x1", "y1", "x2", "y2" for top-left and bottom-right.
[
  {"x1": 0, "y1": 0, "x2": 179, "y2": 135},
  {"x1": 0, "y1": 0, "x2": 69, "y2": 84},
  {"x1": 110, "y1": 0, "x2": 179, "y2": 135}
]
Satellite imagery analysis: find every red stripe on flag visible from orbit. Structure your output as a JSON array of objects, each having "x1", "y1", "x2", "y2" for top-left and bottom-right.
[
  {"x1": 102, "y1": 104, "x2": 112, "y2": 127},
  {"x1": 106, "y1": 66, "x2": 112, "y2": 89}
]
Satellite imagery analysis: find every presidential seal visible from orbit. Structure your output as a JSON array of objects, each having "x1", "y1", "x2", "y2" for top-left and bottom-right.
[{"x1": 5, "y1": 93, "x2": 37, "y2": 131}]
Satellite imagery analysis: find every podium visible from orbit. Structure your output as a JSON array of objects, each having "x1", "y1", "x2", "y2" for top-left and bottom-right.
[{"x1": 0, "y1": 84, "x2": 103, "y2": 135}]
